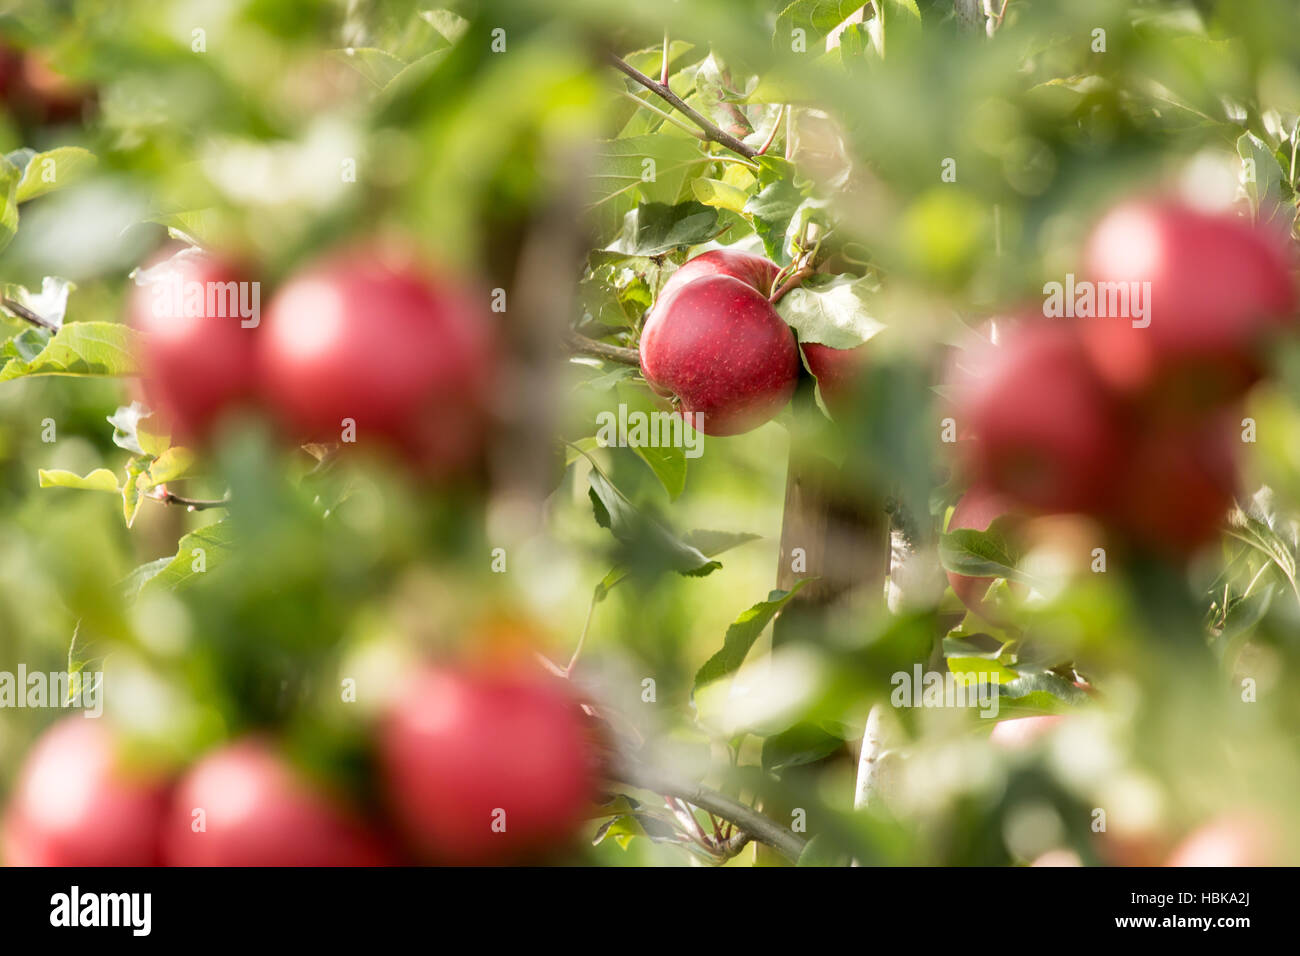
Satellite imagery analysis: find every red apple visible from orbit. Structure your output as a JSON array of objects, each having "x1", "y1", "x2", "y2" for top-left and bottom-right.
[
  {"x1": 1, "y1": 717, "x2": 168, "y2": 866},
  {"x1": 128, "y1": 248, "x2": 258, "y2": 443},
  {"x1": 163, "y1": 738, "x2": 394, "y2": 866},
  {"x1": 802, "y1": 341, "x2": 870, "y2": 413},
  {"x1": 1107, "y1": 411, "x2": 1239, "y2": 555},
  {"x1": 959, "y1": 322, "x2": 1125, "y2": 515},
  {"x1": 378, "y1": 665, "x2": 598, "y2": 865},
  {"x1": 640, "y1": 259, "x2": 799, "y2": 436},
  {"x1": 1080, "y1": 198, "x2": 1295, "y2": 409},
  {"x1": 946, "y1": 485, "x2": 1023, "y2": 621},
  {"x1": 1166, "y1": 814, "x2": 1276, "y2": 867},
  {"x1": 259, "y1": 244, "x2": 496, "y2": 473},
  {"x1": 658, "y1": 249, "x2": 780, "y2": 301}
]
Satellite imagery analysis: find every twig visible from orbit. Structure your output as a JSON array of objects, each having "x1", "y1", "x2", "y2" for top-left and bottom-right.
[
  {"x1": 1, "y1": 297, "x2": 59, "y2": 332},
  {"x1": 660, "y1": 30, "x2": 670, "y2": 85},
  {"x1": 614, "y1": 758, "x2": 807, "y2": 862},
  {"x1": 606, "y1": 54, "x2": 758, "y2": 160},
  {"x1": 155, "y1": 490, "x2": 231, "y2": 511},
  {"x1": 617, "y1": 89, "x2": 705, "y2": 140},
  {"x1": 566, "y1": 331, "x2": 641, "y2": 367}
]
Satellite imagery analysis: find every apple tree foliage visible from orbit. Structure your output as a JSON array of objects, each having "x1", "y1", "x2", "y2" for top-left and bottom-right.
[{"x1": 1, "y1": 0, "x2": 1300, "y2": 865}]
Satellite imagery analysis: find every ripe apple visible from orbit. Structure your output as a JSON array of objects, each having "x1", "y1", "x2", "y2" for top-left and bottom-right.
[
  {"x1": 259, "y1": 244, "x2": 496, "y2": 473},
  {"x1": 128, "y1": 248, "x2": 258, "y2": 443},
  {"x1": 1166, "y1": 814, "x2": 1275, "y2": 867},
  {"x1": 163, "y1": 738, "x2": 394, "y2": 866},
  {"x1": 1106, "y1": 411, "x2": 1239, "y2": 555},
  {"x1": 658, "y1": 248, "x2": 780, "y2": 301},
  {"x1": 802, "y1": 341, "x2": 870, "y2": 414},
  {"x1": 959, "y1": 322, "x2": 1124, "y2": 515},
  {"x1": 945, "y1": 485, "x2": 1022, "y2": 621},
  {"x1": 640, "y1": 256, "x2": 799, "y2": 436},
  {"x1": 1080, "y1": 198, "x2": 1296, "y2": 409},
  {"x1": 1, "y1": 717, "x2": 168, "y2": 866},
  {"x1": 378, "y1": 665, "x2": 598, "y2": 865}
]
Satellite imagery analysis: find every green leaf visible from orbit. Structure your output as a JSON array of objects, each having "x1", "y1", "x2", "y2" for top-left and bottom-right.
[
  {"x1": 13, "y1": 147, "x2": 97, "y2": 203},
  {"x1": 605, "y1": 202, "x2": 721, "y2": 257},
  {"x1": 939, "y1": 518, "x2": 1038, "y2": 587},
  {"x1": 108, "y1": 402, "x2": 171, "y2": 457},
  {"x1": 691, "y1": 176, "x2": 751, "y2": 213},
  {"x1": 774, "y1": 0, "x2": 873, "y2": 43},
  {"x1": 613, "y1": 380, "x2": 687, "y2": 500},
  {"x1": 586, "y1": 468, "x2": 721, "y2": 577},
  {"x1": 681, "y1": 529, "x2": 761, "y2": 557},
  {"x1": 797, "y1": 833, "x2": 851, "y2": 866},
  {"x1": 331, "y1": 47, "x2": 407, "y2": 88},
  {"x1": 761, "y1": 721, "x2": 844, "y2": 773},
  {"x1": 0, "y1": 322, "x2": 139, "y2": 381},
  {"x1": 694, "y1": 580, "x2": 810, "y2": 690},
  {"x1": 1237, "y1": 131, "x2": 1292, "y2": 232},
  {"x1": 0, "y1": 152, "x2": 20, "y2": 254},
  {"x1": 146, "y1": 446, "x2": 196, "y2": 485},
  {"x1": 420, "y1": 9, "x2": 470, "y2": 45},
  {"x1": 127, "y1": 521, "x2": 236, "y2": 596},
  {"x1": 1226, "y1": 508, "x2": 1300, "y2": 603},
  {"x1": 744, "y1": 177, "x2": 803, "y2": 265},
  {"x1": 776, "y1": 274, "x2": 886, "y2": 349},
  {"x1": 37, "y1": 468, "x2": 120, "y2": 493}
]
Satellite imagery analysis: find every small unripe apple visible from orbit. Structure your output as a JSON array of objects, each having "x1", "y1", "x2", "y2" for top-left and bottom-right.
[
  {"x1": 163, "y1": 738, "x2": 394, "y2": 866},
  {"x1": 640, "y1": 251, "x2": 798, "y2": 436},
  {"x1": 259, "y1": 244, "x2": 496, "y2": 473},
  {"x1": 1, "y1": 717, "x2": 168, "y2": 866},
  {"x1": 946, "y1": 485, "x2": 1022, "y2": 621},
  {"x1": 959, "y1": 323, "x2": 1124, "y2": 515},
  {"x1": 802, "y1": 341, "x2": 869, "y2": 414},
  {"x1": 378, "y1": 665, "x2": 598, "y2": 865},
  {"x1": 128, "y1": 249, "x2": 257, "y2": 443},
  {"x1": 1080, "y1": 198, "x2": 1296, "y2": 409}
]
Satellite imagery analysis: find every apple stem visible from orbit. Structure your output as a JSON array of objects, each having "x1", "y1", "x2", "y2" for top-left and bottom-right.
[
  {"x1": 565, "y1": 331, "x2": 641, "y2": 367},
  {"x1": 756, "y1": 105, "x2": 786, "y2": 157},
  {"x1": 769, "y1": 267, "x2": 813, "y2": 304},
  {"x1": 606, "y1": 54, "x2": 759, "y2": 160}
]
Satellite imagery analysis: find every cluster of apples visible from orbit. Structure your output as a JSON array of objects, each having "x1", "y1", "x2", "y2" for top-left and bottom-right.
[
  {"x1": 638, "y1": 249, "x2": 868, "y2": 435},
  {"x1": 1, "y1": 662, "x2": 600, "y2": 866},
  {"x1": 128, "y1": 242, "x2": 497, "y2": 475},
  {"x1": 947, "y1": 196, "x2": 1297, "y2": 617},
  {"x1": 993, "y1": 716, "x2": 1278, "y2": 866}
]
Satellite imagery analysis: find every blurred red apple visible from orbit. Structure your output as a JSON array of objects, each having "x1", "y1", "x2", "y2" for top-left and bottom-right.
[
  {"x1": 163, "y1": 738, "x2": 394, "y2": 866},
  {"x1": 990, "y1": 715, "x2": 1064, "y2": 748},
  {"x1": 1107, "y1": 410, "x2": 1239, "y2": 555},
  {"x1": 803, "y1": 341, "x2": 870, "y2": 413},
  {"x1": 959, "y1": 322, "x2": 1124, "y2": 515},
  {"x1": 2, "y1": 717, "x2": 168, "y2": 866},
  {"x1": 1080, "y1": 198, "x2": 1295, "y2": 410},
  {"x1": 259, "y1": 244, "x2": 496, "y2": 473},
  {"x1": 128, "y1": 248, "x2": 258, "y2": 443},
  {"x1": 1166, "y1": 814, "x2": 1276, "y2": 867},
  {"x1": 379, "y1": 665, "x2": 598, "y2": 865},
  {"x1": 640, "y1": 251, "x2": 798, "y2": 436}
]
